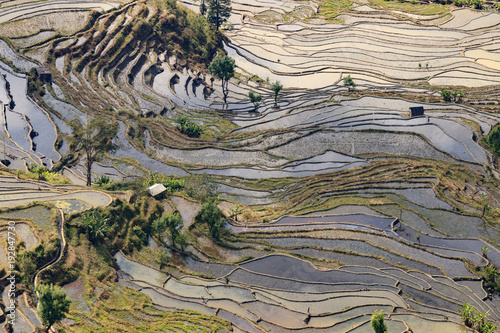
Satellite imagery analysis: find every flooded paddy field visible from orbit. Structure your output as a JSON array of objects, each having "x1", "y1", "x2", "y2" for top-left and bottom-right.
[{"x1": 0, "y1": 0, "x2": 497, "y2": 331}]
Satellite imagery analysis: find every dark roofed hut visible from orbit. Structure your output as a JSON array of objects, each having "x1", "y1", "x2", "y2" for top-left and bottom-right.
[
  {"x1": 409, "y1": 106, "x2": 424, "y2": 117},
  {"x1": 36, "y1": 67, "x2": 52, "y2": 82}
]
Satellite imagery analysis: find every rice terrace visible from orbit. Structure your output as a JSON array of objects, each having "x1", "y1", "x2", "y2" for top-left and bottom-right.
[{"x1": 0, "y1": 0, "x2": 499, "y2": 331}]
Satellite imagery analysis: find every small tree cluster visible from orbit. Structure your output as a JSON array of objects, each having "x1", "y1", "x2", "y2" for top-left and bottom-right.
[
  {"x1": 459, "y1": 303, "x2": 497, "y2": 333},
  {"x1": 156, "y1": 248, "x2": 170, "y2": 269},
  {"x1": 441, "y1": 89, "x2": 463, "y2": 103},
  {"x1": 248, "y1": 90, "x2": 262, "y2": 111},
  {"x1": 195, "y1": 200, "x2": 226, "y2": 240},
  {"x1": 176, "y1": 115, "x2": 203, "y2": 137},
  {"x1": 27, "y1": 68, "x2": 46, "y2": 97},
  {"x1": 152, "y1": 212, "x2": 186, "y2": 249},
  {"x1": 28, "y1": 163, "x2": 49, "y2": 180}
]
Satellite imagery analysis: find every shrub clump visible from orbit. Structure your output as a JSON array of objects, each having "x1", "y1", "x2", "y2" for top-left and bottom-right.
[
  {"x1": 176, "y1": 115, "x2": 203, "y2": 137},
  {"x1": 483, "y1": 125, "x2": 500, "y2": 157}
]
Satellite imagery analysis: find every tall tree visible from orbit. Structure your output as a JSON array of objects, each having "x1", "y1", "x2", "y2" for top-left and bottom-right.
[
  {"x1": 209, "y1": 55, "x2": 235, "y2": 104},
  {"x1": 206, "y1": 0, "x2": 232, "y2": 30},
  {"x1": 195, "y1": 200, "x2": 226, "y2": 240},
  {"x1": 69, "y1": 117, "x2": 119, "y2": 186},
  {"x1": 36, "y1": 284, "x2": 71, "y2": 333},
  {"x1": 199, "y1": 0, "x2": 207, "y2": 15}
]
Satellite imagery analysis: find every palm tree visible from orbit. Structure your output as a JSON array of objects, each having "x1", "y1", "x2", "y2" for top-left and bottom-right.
[{"x1": 78, "y1": 210, "x2": 110, "y2": 243}]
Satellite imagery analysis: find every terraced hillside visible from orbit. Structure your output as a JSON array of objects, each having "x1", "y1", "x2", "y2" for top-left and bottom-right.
[{"x1": 0, "y1": 0, "x2": 499, "y2": 332}]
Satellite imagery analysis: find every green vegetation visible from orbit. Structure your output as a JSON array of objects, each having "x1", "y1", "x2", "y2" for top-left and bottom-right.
[
  {"x1": 185, "y1": 173, "x2": 219, "y2": 202},
  {"x1": 69, "y1": 117, "x2": 119, "y2": 186},
  {"x1": 271, "y1": 80, "x2": 283, "y2": 103},
  {"x1": 317, "y1": 0, "x2": 353, "y2": 20},
  {"x1": 142, "y1": 171, "x2": 184, "y2": 191},
  {"x1": 153, "y1": 0, "x2": 221, "y2": 66},
  {"x1": 77, "y1": 209, "x2": 111, "y2": 244},
  {"x1": 249, "y1": 90, "x2": 262, "y2": 111},
  {"x1": 201, "y1": 0, "x2": 232, "y2": 30},
  {"x1": 96, "y1": 175, "x2": 112, "y2": 186},
  {"x1": 459, "y1": 303, "x2": 497, "y2": 333},
  {"x1": 483, "y1": 125, "x2": 500, "y2": 157},
  {"x1": 156, "y1": 248, "x2": 170, "y2": 269},
  {"x1": 482, "y1": 246, "x2": 490, "y2": 258},
  {"x1": 176, "y1": 115, "x2": 203, "y2": 137},
  {"x1": 24, "y1": 164, "x2": 70, "y2": 184},
  {"x1": 153, "y1": 212, "x2": 184, "y2": 248},
  {"x1": 478, "y1": 264, "x2": 500, "y2": 294},
  {"x1": 481, "y1": 193, "x2": 490, "y2": 217},
  {"x1": 209, "y1": 55, "x2": 235, "y2": 103},
  {"x1": 69, "y1": 197, "x2": 162, "y2": 253},
  {"x1": 441, "y1": 89, "x2": 463, "y2": 102},
  {"x1": 229, "y1": 205, "x2": 243, "y2": 221},
  {"x1": 368, "y1": 0, "x2": 449, "y2": 15},
  {"x1": 27, "y1": 67, "x2": 46, "y2": 97},
  {"x1": 36, "y1": 284, "x2": 71, "y2": 333},
  {"x1": 195, "y1": 200, "x2": 226, "y2": 240},
  {"x1": 343, "y1": 75, "x2": 356, "y2": 92},
  {"x1": 371, "y1": 310, "x2": 388, "y2": 333}
]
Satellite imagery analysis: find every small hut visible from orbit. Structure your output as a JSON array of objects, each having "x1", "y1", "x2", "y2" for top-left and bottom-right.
[
  {"x1": 36, "y1": 67, "x2": 52, "y2": 82},
  {"x1": 148, "y1": 184, "x2": 166, "y2": 197},
  {"x1": 409, "y1": 106, "x2": 424, "y2": 117}
]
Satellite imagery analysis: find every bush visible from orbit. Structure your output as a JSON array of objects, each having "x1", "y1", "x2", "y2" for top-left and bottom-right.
[
  {"x1": 343, "y1": 75, "x2": 356, "y2": 92},
  {"x1": 371, "y1": 310, "x2": 387, "y2": 333},
  {"x1": 248, "y1": 90, "x2": 262, "y2": 110},
  {"x1": 153, "y1": 212, "x2": 183, "y2": 247},
  {"x1": 483, "y1": 125, "x2": 500, "y2": 157},
  {"x1": 441, "y1": 89, "x2": 452, "y2": 102},
  {"x1": 459, "y1": 303, "x2": 497, "y2": 333},
  {"x1": 142, "y1": 172, "x2": 184, "y2": 193},
  {"x1": 176, "y1": 116, "x2": 203, "y2": 137},
  {"x1": 185, "y1": 173, "x2": 218, "y2": 201},
  {"x1": 164, "y1": 177, "x2": 184, "y2": 193},
  {"x1": 96, "y1": 175, "x2": 112, "y2": 185}
]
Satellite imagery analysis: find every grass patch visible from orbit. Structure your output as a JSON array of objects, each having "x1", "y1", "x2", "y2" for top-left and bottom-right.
[
  {"x1": 369, "y1": 0, "x2": 450, "y2": 15},
  {"x1": 317, "y1": 0, "x2": 353, "y2": 20}
]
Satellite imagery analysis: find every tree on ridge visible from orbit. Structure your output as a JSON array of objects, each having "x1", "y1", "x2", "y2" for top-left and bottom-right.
[{"x1": 69, "y1": 117, "x2": 119, "y2": 186}]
